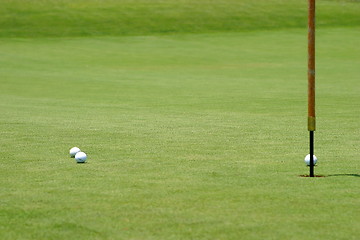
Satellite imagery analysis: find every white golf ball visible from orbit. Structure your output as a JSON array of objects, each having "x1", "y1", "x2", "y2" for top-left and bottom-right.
[
  {"x1": 304, "y1": 154, "x2": 317, "y2": 166},
  {"x1": 75, "y1": 152, "x2": 87, "y2": 163},
  {"x1": 70, "y1": 147, "x2": 81, "y2": 158}
]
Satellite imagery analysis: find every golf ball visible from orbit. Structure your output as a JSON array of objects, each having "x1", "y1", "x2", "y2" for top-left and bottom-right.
[
  {"x1": 304, "y1": 154, "x2": 317, "y2": 166},
  {"x1": 70, "y1": 147, "x2": 81, "y2": 158},
  {"x1": 75, "y1": 152, "x2": 87, "y2": 163}
]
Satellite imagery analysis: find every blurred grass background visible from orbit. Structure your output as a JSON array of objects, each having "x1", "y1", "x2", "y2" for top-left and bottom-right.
[{"x1": 0, "y1": 0, "x2": 359, "y2": 38}]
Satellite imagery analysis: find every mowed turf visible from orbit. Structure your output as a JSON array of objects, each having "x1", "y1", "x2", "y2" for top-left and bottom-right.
[
  {"x1": 1, "y1": 0, "x2": 360, "y2": 37},
  {"x1": 1, "y1": 27, "x2": 359, "y2": 239},
  {"x1": 1, "y1": 0, "x2": 360, "y2": 239}
]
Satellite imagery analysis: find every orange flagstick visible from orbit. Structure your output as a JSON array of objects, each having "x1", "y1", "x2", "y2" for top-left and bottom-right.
[{"x1": 308, "y1": 0, "x2": 316, "y2": 177}]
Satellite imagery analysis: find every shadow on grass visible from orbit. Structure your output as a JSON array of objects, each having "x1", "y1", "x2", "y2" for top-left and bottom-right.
[
  {"x1": 327, "y1": 174, "x2": 360, "y2": 177},
  {"x1": 299, "y1": 173, "x2": 360, "y2": 178}
]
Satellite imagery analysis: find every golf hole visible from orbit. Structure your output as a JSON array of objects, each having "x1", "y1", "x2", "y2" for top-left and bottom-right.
[{"x1": 299, "y1": 175, "x2": 326, "y2": 178}]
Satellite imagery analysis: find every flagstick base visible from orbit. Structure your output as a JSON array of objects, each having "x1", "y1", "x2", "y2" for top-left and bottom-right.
[{"x1": 309, "y1": 131, "x2": 314, "y2": 177}]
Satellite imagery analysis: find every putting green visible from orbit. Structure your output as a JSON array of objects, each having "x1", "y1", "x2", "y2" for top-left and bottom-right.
[
  {"x1": 1, "y1": 0, "x2": 360, "y2": 239},
  {"x1": 1, "y1": 27, "x2": 359, "y2": 239}
]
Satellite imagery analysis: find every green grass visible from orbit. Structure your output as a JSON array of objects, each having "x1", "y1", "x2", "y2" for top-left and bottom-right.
[
  {"x1": 1, "y1": 0, "x2": 360, "y2": 37},
  {"x1": 1, "y1": 0, "x2": 360, "y2": 239},
  {"x1": 1, "y1": 28, "x2": 359, "y2": 239}
]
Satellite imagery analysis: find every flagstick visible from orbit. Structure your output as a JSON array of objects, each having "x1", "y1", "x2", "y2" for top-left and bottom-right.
[{"x1": 308, "y1": 0, "x2": 316, "y2": 177}]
